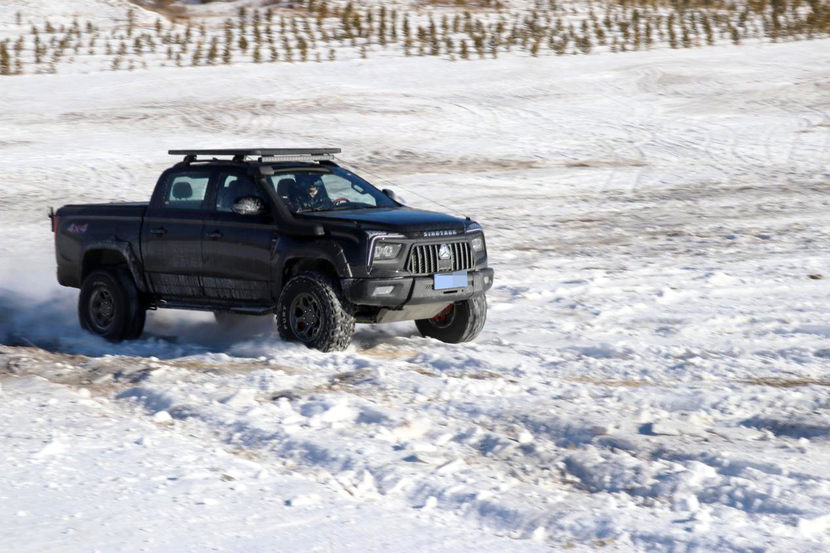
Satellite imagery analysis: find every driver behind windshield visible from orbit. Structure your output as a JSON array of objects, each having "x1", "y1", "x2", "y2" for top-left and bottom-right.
[{"x1": 297, "y1": 179, "x2": 333, "y2": 212}]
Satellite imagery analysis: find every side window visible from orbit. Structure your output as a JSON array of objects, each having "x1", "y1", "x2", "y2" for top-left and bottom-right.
[
  {"x1": 215, "y1": 173, "x2": 264, "y2": 212},
  {"x1": 163, "y1": 172, "x2": 210, "y2": 210}
]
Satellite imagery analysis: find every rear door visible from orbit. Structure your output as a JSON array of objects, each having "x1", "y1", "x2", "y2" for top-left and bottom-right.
[
  {"x1": 141, "y1": 169, "x2": 213, "y2": 298},
  {"x1": 201, "y1": 171, "x2": 277, "y2": 302}
]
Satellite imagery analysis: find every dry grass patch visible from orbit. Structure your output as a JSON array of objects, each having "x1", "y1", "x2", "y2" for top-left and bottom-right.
[
  {"x1": 360, "y1": 345, "x2": 419, "y2": 360},
  {"x1": 742, "y1": 377, "x2": 830, "y2": 389},
  {"x1": 409, "y1": 366, "x2": 440, "y2": 378},
  {"x1": 464, "y1": 370, "x2": 505, "y2": 380},
  {"x1": 567, "y1": 376, "x2": 654, "y2": 387},
  {"x1": 167, "y1": 358, "x2": 300, "y2": 375},
  {"x1": 564, "y1": 159, "x2": 648, "y2": 169},
  {"x1": 129, "y1": 0, "x2": 191, "y2": 21}
]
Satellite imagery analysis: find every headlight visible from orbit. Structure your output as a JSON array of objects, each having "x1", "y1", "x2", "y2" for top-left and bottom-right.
[
  {"x1": 373, "y1": 242, "x2": 403, "y2": 260},
  {"x1": 471, "y1": 236, "x2": 485, "y2": 252}
]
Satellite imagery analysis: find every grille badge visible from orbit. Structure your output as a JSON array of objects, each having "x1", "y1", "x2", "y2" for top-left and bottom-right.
[
  {"x1": 408, "y1": 242, "x2": 473, "y2": 275},
  {"x1": 438, "y1": 244, "x2": 452, "y2": 259}
]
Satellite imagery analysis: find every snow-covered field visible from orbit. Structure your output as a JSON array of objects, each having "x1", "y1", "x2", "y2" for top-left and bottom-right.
[{"x1": 2, "y1": 1, "x2": 830, "y2": 549}]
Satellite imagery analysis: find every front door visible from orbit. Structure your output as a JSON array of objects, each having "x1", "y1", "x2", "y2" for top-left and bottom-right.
[
  {"x1": 141, "y1": 169, "x2": 212, "y2": 298},
  {"x1": 202, "y1": 171, "x2": 277, "y2": 302}
]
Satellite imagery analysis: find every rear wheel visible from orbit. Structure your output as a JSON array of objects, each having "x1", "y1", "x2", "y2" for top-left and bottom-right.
[
  {"x1": 276, "y1": 271, "x2": 355, "y2": 352},
  {"x1": 415, "y1": 296, "x2": 487, "y2": 344},
  {"x1": 125, "y1": 306, "x2": 147, "y2": 339},
  {"x1": 78, "y1": 269, "x2": 145, "y2": 342}
]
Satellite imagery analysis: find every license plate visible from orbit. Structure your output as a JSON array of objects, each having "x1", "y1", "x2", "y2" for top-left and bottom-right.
[{"x1": 434, "y1": 271, "x2": 468, "y2": 290}]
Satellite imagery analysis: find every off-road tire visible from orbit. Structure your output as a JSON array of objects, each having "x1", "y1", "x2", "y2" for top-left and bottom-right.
[
  {"x1": 78, "y1": 268, "x2": 145, "y2": 342},
  {"x1": 125, "y1": 304, "x2": 147, "y2": 339},
  {"x1": 276, "y1": 271, "x2": 355, "y2": 352},
  {"x1": 415, "y1": 295, "x2": 487, "y2": 344}
]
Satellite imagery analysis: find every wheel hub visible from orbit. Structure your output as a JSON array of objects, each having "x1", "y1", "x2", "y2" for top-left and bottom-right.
[
  {"x1": 289, "y1": 293, "x2": 322, "y2": 342},
  {"x1": 89, "y1": 286, "x2": 115, "y2": 331},
  {"x1": 430, "y1": 304, "x2": 456, "y2": 329}
]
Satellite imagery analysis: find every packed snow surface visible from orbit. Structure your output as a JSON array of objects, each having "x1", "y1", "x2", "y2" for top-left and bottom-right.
[{"x1": 2, "y1": 3, "x2": 830, "y2": 550}]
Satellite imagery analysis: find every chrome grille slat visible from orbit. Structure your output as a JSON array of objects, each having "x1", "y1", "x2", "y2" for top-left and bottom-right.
[{"x1": 408, "y1": 241, "x2": 475, "y2": 275}]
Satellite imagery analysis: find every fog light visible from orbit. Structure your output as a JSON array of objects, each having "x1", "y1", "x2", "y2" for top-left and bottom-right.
[
  {"x1": 484, "y1": 276, "x2": 491, "y2": 284},
  {"x1": 373, "y1": 285, "x2": 395, "y2": 296}
]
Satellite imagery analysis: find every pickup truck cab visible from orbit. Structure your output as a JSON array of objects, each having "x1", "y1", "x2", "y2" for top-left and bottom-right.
[{"x1": 52, "y1": 148, "x2": 493, "y2": 351}]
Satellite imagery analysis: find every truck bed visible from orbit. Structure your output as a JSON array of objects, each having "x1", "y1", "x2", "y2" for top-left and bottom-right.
[
  {"x1": 55, "y1": 202, "x2": 150, "y2": 289},
  {"x1": 58, "y1": 202, "x2": 149, "y2": 217}
]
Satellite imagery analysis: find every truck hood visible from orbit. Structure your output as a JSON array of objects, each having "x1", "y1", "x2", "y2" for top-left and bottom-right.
[{"x1": 301, "y1": 207, "x2": 467, "y2": 232}]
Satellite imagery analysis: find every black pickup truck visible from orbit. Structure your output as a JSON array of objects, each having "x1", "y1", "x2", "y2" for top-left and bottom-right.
[{"x1": 52, "y1": 149, "x2": 493, "y2": 351}]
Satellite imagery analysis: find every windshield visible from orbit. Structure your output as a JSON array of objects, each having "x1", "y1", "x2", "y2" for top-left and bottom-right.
[{"x1": 266, "y1": 167, "x2": 397, "y2": 213}]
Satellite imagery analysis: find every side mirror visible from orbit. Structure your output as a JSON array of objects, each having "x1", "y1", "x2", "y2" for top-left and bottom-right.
[
  {"x1": 382, "y1": 188, "x2": 398, "y2": 202},
  {"x1": 233, "y1": 196, "x2": 267, "y2": 216}
]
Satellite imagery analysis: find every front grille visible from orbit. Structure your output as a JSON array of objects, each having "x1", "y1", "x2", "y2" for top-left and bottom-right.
[{"x1": 407, "y1": 241, "x2": 474, "y2": 275}]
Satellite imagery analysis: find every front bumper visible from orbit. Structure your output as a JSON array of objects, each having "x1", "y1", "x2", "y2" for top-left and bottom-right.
[{"x1": 341, "y1": 268, "x2": 494, "y2": 308}]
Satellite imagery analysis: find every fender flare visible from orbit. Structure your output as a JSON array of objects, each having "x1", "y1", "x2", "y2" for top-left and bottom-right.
[
  {"x1": 277, "y1": 240, "x2": 352, "y2": 291},
  {"x1": 81, "y1": 240, "x2": 149, "y2": 294}
]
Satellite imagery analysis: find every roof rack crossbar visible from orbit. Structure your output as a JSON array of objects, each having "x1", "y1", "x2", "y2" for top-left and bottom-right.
[{"x1": 169, "y1": 148, "x2": 341, "y2": 158}]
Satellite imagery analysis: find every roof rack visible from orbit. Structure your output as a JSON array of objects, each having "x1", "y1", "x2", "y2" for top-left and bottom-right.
[{"x1": 169, "y1": 148, "x2": 341, "y2": 163}]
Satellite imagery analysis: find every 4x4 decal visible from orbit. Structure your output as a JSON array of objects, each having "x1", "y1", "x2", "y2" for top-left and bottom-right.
[{"x1": 67, "y1": 223, "x2": 88, "y2": 234}]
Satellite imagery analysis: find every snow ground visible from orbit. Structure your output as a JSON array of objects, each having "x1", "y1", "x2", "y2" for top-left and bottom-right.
[
  {"x1": 1, "y1": 375, "x2": 548, "y2": 553},
  {"x1": 2, "y1": 9, "x2": 830, "y2": 551}
]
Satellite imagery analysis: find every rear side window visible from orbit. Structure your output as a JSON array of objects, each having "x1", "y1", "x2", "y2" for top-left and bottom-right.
[
  {"x1": 215, "y1": 173, "x2": 265, "y2": 212},
  {"x1": 162, "y1": 172, "x2": 210, "y2": 210}
]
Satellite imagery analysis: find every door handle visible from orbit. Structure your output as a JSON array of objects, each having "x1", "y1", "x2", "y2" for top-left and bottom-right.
[
  {"x1": 207, "y1": 230, "x2": 223, "y2": 240},
  {"x1": 150, "y1": 227, "x2": 167, "y2": 236}
]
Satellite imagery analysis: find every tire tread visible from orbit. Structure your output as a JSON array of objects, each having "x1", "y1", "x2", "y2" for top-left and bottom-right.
[
  {"x1": 415, "y1": 295, "x2": 487, "y2": 344},
  {"x1": 277, "y1": 271, "x2": 355, "y2": 352}
]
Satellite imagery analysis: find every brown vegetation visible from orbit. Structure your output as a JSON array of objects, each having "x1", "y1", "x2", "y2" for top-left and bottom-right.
[{"x1": 2, "y1": 0, "x2": 829, "y2": 76}]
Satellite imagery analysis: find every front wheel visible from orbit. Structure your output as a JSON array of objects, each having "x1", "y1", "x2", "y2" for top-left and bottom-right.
[
  {"x1": 276, "y1": 272, "x2": 355, "y2": 352},
  {"x1": 415, "y1": 296, "x2": 487, "y2": 344}
]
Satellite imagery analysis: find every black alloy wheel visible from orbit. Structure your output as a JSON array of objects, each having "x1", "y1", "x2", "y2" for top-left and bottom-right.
[
  {"x1": 289, "y1": 292, "x2": 323, "y2": 342},
  {"x1": 276, "y1": 271, "x2": 355, "y2": 352},
  {"x1": 429, "y1": 304, "x2": 456, "y2": 329}
]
